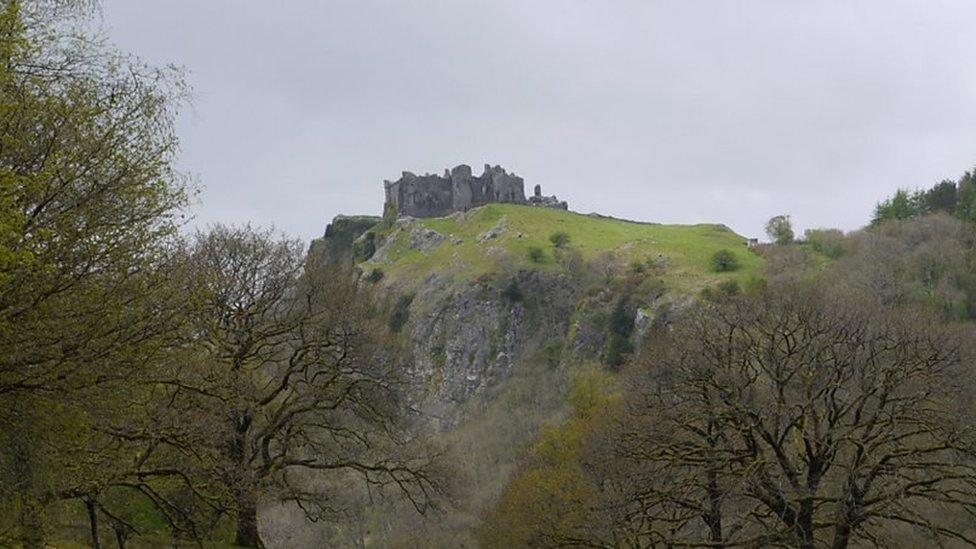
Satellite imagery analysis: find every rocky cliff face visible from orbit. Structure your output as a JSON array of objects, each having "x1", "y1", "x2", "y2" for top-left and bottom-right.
[{"x1": 312, "y1": 212, "x2": 679, "y2": 429}]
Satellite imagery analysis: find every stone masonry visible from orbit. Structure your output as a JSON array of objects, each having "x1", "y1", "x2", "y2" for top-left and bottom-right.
[{"x1": 383, "y1": 163, "x2": 567, "y2": 218}]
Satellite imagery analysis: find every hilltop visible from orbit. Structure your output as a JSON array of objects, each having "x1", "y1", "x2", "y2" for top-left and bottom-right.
[{"x1": 324, "y1": 203, "x2": 761, "y2": 290}]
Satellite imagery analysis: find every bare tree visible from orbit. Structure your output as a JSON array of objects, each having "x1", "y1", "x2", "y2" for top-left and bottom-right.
[
  {"x1": 167, "y1": 225, "x2": 443, "y2": 547},
  {"x1": 602, "y1": 285, "x2": 976, "y2": 548}
]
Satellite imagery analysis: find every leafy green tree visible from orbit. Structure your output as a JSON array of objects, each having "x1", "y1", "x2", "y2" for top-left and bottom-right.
[
  {"x1": 765, "y1": 214, "x2": 794, "y2": 244},
  {"x1": 924, "y1": 179, "x2": 958, "y2": 214},
  {"x1": 955, "y1": 170, "x2": 976, "y2": 222},
  {"x1": 872, "y1": 189, "x2": 926, "y2": 225},
  {"x1": 0, "y1": 2, "x2": 194, "y2": 546}
]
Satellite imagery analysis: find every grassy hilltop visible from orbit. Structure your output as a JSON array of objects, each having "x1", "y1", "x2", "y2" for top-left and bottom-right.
[{"x1": 361, "y1": 203, "x2": 762, "y2": 292}]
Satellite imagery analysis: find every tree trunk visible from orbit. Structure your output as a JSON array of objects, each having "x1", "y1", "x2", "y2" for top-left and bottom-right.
[
  {"x1": 796, "y1": 500, "x2": 815, "y2": 549},
  {"x1": 831, "y1": 522, "x2": 851, "y2": 549},
  {"x1": 113, "y1": 524, "x2": 128, "y2": 549},
  {"x1": 18, "y1": 497, "x2": 44, "y2": 549},
  {"x1": 235, "y1": 497, "x2": 262, "y2": 548},
  {"x1": 703, "y1": 410, "x2": 724, "y2": 547},
  {"x1": 704, "y1": 464, "x2": 724, "y2": 548},
  {"x1": 85, "y1": 497, "x2": 102, "y2": 549}
]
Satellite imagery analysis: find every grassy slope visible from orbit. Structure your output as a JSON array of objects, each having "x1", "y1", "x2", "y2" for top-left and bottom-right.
[{"x1": 366, "y1": 203, "x2": 762, "y2": 292}]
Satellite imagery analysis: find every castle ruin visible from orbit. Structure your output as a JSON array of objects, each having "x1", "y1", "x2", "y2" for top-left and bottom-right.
[{"x1": 384, "y1": 164, "x2": 567, "y2": 218}]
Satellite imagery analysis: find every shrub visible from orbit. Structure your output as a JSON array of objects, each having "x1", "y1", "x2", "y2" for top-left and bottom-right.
[
  {"x1": 542, "y1": 340, "x2": 562, "y2": 368},
  {"x1": 527, "y1": 246, "x2": 545, "y2": 263},
  {"x1": 718, "y1": 279, "x2": 741, "y2": 296},
  {"x1": 502, "y1": 279, "x2": 523, "y2": 302},
  {"x1": 365, "y1": 268, "x2": 384, "y2": 283},
  {"x1": 710, "y1": 249, "x2": 740, "y2": 272},
  {"x1": 605, "y1": 296, "x2": 635, "y2": 369},
  {"x1": 389, "y1": 294, "x2": 414, "y2": 333},
  {"x1": 804, "y1": 228, "x2": 845, "y2": 259},
  {"x1": 549, "y1": 231, "x2": 571, "y2": 248}
]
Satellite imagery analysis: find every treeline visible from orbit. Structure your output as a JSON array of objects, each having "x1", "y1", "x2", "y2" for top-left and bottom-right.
[
  {"x1": 872, "y1": 169, "x2": 976, "y2": 224},
  {"x1": 0, "y1": 3, "x2": 442, "y2": 547}
]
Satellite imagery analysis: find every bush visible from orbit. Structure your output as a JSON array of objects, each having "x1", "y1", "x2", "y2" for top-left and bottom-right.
[
  {"x1": 389, "y1": 294, "x2": 414, "y2": 333},
  {"x1": 804, "y1": 228, "x2": 845, "y2": 259},
  {"x1": 365, "y1": 268, "x2": 384, "y2": 283},
  {"x1": 710, "y1": 249, "x2": 740, "y2": 272},
  {"x1": 502, "y1": 279, "x2": 523, "y2": 302},
  {"x1": 549, "y1": 231, "x2": 571, "y2": 248},
  {"x1": 542, "y1": 340, "x2": 562, "y2": 368},
  {"x1": 717, "y1": 279, "x2": 741, "y2": 296},
  {"x1": 527, "y1": 246, "x2": 545, "y2": 263},
  {"x1": 605, "y1": 296, "x2": 635, "y2": 369}
]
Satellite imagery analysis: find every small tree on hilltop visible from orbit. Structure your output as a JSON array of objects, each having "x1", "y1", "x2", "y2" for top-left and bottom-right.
[{"x1": 765, "y1": 214, "x2": 794, "y2": 244}]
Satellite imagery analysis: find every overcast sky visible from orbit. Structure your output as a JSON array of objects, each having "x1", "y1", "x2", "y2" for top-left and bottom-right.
[{"x1": 101, "y1": 1, "x2": 976, "y2": 241}]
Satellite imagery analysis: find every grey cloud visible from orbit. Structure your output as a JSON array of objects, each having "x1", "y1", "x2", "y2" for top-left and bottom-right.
[{"x1": 103, "y1": 0, "x2": 976, "y2": 240}]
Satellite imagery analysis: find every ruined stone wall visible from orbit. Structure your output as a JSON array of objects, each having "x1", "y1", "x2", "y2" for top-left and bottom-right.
[{"x1": 384, "y1": 164, "x2": 528, "y2": 218}]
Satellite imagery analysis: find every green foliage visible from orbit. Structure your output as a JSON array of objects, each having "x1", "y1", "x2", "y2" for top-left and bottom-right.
[
  {"x1": 925, "y1": 180, "x2": 958, "y2": 215},
  {"x1": 548, "y1": 231, "x2": 571, "y2": 248},
  {"x1": 362, "y1": 204, "x2": 763, "y2": 292},
  {"x1": 701, "y1": 279, "x2": 743, "y2": 301},
  {"x1": 353, "y1": 231, "x2": 378, "y2": 262},
  {"x1": 527, "y1": 246, "x2": 545, "y2": 263},
  {"x1": 365, "y1": 267, "x2": 384, "y2": 283},
  {"x1": 0, "y1": 4, "x2": 200, "y2": 546},
  {"x1": 872, "y1": 189, "x2": 927, "y2": 225},
  {"x1": 389, "y1": 293, "x2": 414, "y2": 333},
  {"x1": 868, "y1": 170, "x2": 976, "y2": 226},
  {"x1": 542, "y1": 340, "x2": 562, "y2": 368},
  {"x1": 604, "y1": 333, "x2": 633, "y2": 369},
  {"x1": 718, "y1": 279, "x2": 741, "y2": 295},
  {"x1": 804, "y1": 228, "x2": 845, "y2": 259},
  {"x1": 765, "y1": 214, "x2": 794, "y2": 244},
  {"x1": 479, "y1": 366, "x2": 616, "y2": 548},
  {"x1": 710, "y1": 249, "x2": 740, "y2": 272},
  {"x1": 957, "y1": 171, "x2": 976, "y2": 222},
  {"x1": 502, "y1": 278, "x2": 523, "y2": 302},
  {"x1": 604, "y1": 296, "x2": 635, "y2": 368}
]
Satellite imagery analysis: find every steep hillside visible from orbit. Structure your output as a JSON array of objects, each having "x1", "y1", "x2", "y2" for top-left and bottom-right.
[{"x1": 307, "y1": 204, "x2": 762, "y2": 545}]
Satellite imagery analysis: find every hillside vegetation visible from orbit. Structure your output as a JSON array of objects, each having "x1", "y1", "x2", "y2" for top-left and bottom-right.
[{"x1": 361, "y1": 203, "x2": 762, "y2": 292}]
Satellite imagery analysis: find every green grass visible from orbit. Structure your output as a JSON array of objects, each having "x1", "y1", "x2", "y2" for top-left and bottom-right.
[{"x1": 363, "y1": 204, "x2": 762, "y2": 292}]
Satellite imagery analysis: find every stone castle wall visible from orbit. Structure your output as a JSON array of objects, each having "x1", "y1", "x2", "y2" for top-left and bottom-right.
[{"x1": 384, "y1": 164, "x2": 566, "y2": 218}]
